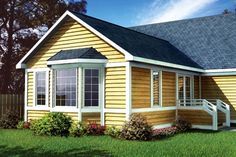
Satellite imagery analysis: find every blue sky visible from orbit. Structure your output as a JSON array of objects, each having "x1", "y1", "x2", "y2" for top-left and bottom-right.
[{"x1": 87, "y1": 0, "x2": 236, "y2": 27}]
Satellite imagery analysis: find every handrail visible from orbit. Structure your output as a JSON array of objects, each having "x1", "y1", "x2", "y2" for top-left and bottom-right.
[
  {"x1": 216, "y1": 99, "x2": 230, "y2": 127},
  {"x1": 202, "y1": 99, "x2": 218, "y2": 130}
]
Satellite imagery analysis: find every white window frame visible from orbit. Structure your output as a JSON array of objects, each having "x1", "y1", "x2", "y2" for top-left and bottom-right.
[
  {"x1": 82, "y1": 67, "x2": 102, "y2": 109},
  {"x1": 151, "y1": 70, "x2": 162, "y2": 107},
  {"x1": 53, "y1": 67, "x2": 78, "y2": 110},
  {"x1": 33, "y1": 69, "x2": 49, "y2": 107},
  {"x1": 176, "y1": 74, "x2": 194, "y2": 101}
]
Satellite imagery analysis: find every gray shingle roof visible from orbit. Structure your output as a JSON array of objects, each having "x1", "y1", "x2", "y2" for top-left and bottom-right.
[
  {"x1": 72, "y1": 11, "x2": 201, "y2": 69},
  {"x1": 48, "y1": 47, "x2": 107, "y2": 61},
  {"x1": 130, "y1": 14, "x2": 236, "y2": 69}
]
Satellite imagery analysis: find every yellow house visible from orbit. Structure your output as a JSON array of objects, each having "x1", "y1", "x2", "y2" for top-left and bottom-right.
[{"x1": 16, "y1": 11, "x2": 236, "y2": 130}]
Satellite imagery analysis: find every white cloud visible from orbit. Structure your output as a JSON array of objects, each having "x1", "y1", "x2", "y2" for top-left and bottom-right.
[{"x1": 137, "y1": 0, "x2": 218, "y2": 25}]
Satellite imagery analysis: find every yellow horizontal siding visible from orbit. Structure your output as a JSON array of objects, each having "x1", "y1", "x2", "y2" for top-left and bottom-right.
[
  {"x1": 178, "y1": 110, "x2": 212, "y2": 125},
  {"x1": 27, "y1": 110, "x2": 49, "y2": 121},
  {"x1": 105, "y1": 113, "x2": 126, "y2": 127},
  {"x1": 132, "y1": 67, "x2": 151, "y2": 108},
  {"x1": 105, "y1": 67, "x2": 126, "y2": 109},
  {"x1": 82, "y1": 113, "x2": 100, "y2": 124},
  {"x1": 138, "y1": 110, "x2": 176, "y2": 125},
  {"x1": 27, "y1": 18, "x2": 125, "y2": 68},
  {"x1": 27, "y1": 72, "x2": 34, "y2": 107},
  {"x1": 162, "y1": 71, "x2": 176, "y2": 106},
  {"x1": 201, "y1": 76, "x2": 236, "y2": 120}
]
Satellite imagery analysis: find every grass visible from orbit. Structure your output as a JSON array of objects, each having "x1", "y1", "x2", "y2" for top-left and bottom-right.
[{"x1": 0, "y1": 129, "x2": 236, "y2": 157}]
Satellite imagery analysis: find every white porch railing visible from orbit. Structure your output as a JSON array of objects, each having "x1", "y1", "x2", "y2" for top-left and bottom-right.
[
  {"x1": 217, "y1": 99, "x2": 231, "y2": 127},
  {"x1": 177, "y1": 99, "x2": 219, "y2": 130}
]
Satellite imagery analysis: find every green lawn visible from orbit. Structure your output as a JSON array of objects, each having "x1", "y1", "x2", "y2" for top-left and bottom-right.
[{"x1": 0, "y1": 129, "x2": 236, "y2": 157}]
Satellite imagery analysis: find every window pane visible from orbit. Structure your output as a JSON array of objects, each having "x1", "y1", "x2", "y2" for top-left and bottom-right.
[
  {"x1": 84, "y1": 69, "x2": 99, "y2": 107},
  {"x1": 36, "y1": 72, "x2": 46, "y2": 105},
  {"x1": 56, "y1": 69, "x2": 76, "y2": 106},
  {"x1": 153, "y1": 71, "x2": 159, "y2": 105}
]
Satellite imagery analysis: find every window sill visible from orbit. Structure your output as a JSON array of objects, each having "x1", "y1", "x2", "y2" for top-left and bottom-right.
[
  {"x1": 26, "y1": 106, "x2": 50, "y2": 111},
  {"x1": 51, "y1": 106, "x2": 78, "y2": 112},
  {"x1": 81, "y1": 107, "x2": 101, "y2": 113}
]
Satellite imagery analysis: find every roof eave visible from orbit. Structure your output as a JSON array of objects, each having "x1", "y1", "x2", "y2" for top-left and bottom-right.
[
  {"x1": 47, "y1": 58, "x2": 108, "y2": 65},
  {"x1": 133, "y1": 56, "x2": 204, "y2": 73}
]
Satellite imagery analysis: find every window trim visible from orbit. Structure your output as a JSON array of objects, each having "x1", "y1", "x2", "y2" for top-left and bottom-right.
[
  {"x1": 54, "y1": 68, "x2": 78, "y2": 108},
  {"x1": 151, "y1": 70, "x2": 162, "y2": 107},
  {"x1": 82, "y1": 68, "x2": 101, "y2": 109},
  {"x1": 33, "y1": 70, "x2": 49, "y2": 107},
  {"x1": 51, "y1": 64, "x2": 104, "y2": 111},
  {"x1": 176, "y1": 74, "x2": 194, "y2": 101}
]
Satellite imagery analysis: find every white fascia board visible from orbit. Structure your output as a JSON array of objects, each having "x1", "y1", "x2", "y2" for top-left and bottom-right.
[
  {"x1": 205, "y1": 68, "x2": 236, "y2": 73},
  {"x1": 47, "y1": 59, "x2": 107, "y2": 65},
  {"x1": 16, "y1": 11, "x2": 70, "y2": 69},
  {"x1": 133, "y1": 56, "x2": 204, "y2": 73},
  {"x1": 202, "y1": 68, "x2": 236, "y2": 76}
]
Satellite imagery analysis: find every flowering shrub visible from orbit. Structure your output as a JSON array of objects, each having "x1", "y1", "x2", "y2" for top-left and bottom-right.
[
  {"x1": 120, "y1": 114, "x2": 152, "y2": 141},
  {"x1": 105, "y1": 126, "x2": 121, "y2": 138},
  {"x1": 152, "y1": 126, "x2": 179, "y2": 139},
  {"x1": 86, "y1": 122, "x2": 105, "y2": 135}
]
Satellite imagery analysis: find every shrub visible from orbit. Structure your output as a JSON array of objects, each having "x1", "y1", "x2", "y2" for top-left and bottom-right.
[
  {"x1": 69, "y1": 122, "x2": 87, "y2": 137},
  {"x1": 152, "y1": 126, "x2": 179, "y2": 139},
  {"x1": 174, "y1": 117, "x2": 191, "y2": 132},
  {"x1": 17, "y1": 121, "x2": 24, "y2": 129},
  {"x1": 120, "y1": 114, "x2": 152, "y2": 141},
  {"x1": 30, "y1": 112, "x2": 72, "y2": 136},
  {"x1": 105, "y1": 126, "x2": 121, "y2": 138},
  {"x1": 0, "y1": 110, "x2": 20, "y2": 129},
  {"x1": 17, "y1": 121, "x2": 30, "y2": 129},
  {"x1": 86, "y1": 122, "x2": 105, "y2": 135}
]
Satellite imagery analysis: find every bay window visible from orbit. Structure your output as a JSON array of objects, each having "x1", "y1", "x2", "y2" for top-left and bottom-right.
[{"x1": 56, "y1": 69, "x2": 77, "y2": 106}]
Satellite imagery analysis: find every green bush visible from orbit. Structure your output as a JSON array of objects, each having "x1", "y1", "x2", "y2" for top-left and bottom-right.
[
  {"x1": 174, "y1": 117, "x2": 192, "y2": 132},
  {"x1": 69, "y1": 122, "x2": 87, "y2": 137},
  {"x1": 105, "y1": 126, "x2": 121, "y2": 138},
  {"x1": 30, "y1": 112, "x2": 72, "y2": 136},
  {"x1": 120, "y1": 114, "x2": 152, "y2": 141},
  {"x1": 17, "y1": 121, "x2": 30, "y2": 129},
  {"x1": 0, "y1": 110, "x2": 20, "y2": 129},
  {"x1": 17, "y1": 120, "x2": 24, "y2": 129}
]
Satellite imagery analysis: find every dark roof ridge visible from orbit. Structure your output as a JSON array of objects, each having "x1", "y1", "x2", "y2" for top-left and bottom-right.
[
  {"x1": 129, "y1": 13, "x2": 236, "y2": 27},
  {"x1": 70, "y1": 10, "x2": 172, "y2": 44}
]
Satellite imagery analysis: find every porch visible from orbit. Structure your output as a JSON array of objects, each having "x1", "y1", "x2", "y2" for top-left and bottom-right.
[{"x1": 177, "y1": 99, "x2": 230, "y2": 130}]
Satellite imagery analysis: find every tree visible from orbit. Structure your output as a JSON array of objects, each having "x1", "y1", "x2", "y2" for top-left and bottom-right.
[{"x1": 0, "y1": 0, "x2": 87, "y2": 94}]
